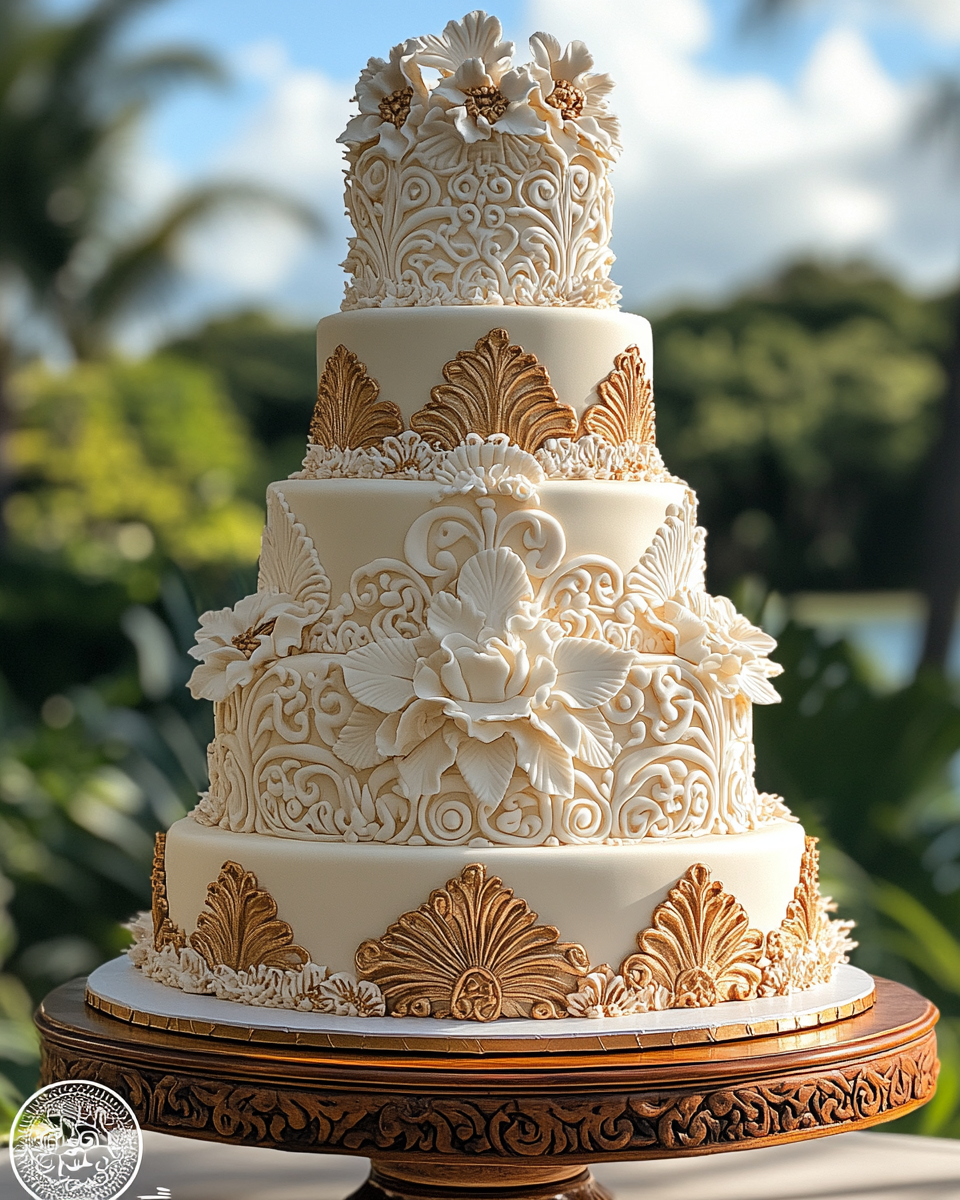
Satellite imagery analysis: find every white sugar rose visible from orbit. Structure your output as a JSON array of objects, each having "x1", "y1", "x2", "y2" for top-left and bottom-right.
[
  {"x1": 335, "y1": 547, "x2": 633, "y2": 807},
  {"x1": 187, "y1": 592, "x2": 318, "y2": 702}
]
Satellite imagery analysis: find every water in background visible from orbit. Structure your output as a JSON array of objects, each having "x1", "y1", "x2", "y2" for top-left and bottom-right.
[{"x1": 785, "y1": 593, "x2": 960, "y2": 690}]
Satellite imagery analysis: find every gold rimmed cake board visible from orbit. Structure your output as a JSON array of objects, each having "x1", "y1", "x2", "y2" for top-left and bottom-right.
[{"x1": 36, "y1": 975, "x2": 938, "y2": 1200}]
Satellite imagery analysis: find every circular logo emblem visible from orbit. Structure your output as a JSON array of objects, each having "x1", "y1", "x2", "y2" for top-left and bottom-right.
[{"x1": 10, "y1": 1081, "x2": 142, "y2": 1200}]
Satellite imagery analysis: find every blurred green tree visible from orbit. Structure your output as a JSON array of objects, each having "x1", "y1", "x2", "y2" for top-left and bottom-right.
[
  {"x1": 740, "y1": 1, "x2": 960, "y2": 670},
  {"x1": 165, "y1": 310, "x2": 318, "y2": 488},
  {"x1": 653, "y1": 261, "x2": 948, "y2": 597},
  {"x1": 754, "y1": 623, "x2": 960, "y2": 1135},
  {"x1": 0, "y1": 0, "x2": 318, "y2": 534}
]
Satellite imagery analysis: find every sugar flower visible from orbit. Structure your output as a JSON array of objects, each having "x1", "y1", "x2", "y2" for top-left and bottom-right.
[
  {"x1": 528, "y1": 32, "x2": 621, "y2": 161},
  {"x1": 416, "y1": 12, "x2": 544, "y2": 143},
  {"x1": 338, "y1": 39, "x2": 428, "y2": 158},
  {"x1": 187, "y1": 592, "x2": 317, "y2": 702},
  {"x1": 334, "y1": 547, "x2": 633, "y2": 808}
]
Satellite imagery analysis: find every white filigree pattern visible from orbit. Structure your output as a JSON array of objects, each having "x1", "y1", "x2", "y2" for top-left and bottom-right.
[
  {"x1": 293, "y1": 432, "x2": 676, "y2": 487},
  {"x1": 191, "y1": 488, "x2": 787, "y2": 845},
  {"x1": 259, "y1": 487, "x2": 332, "y2": 610},
  {"x1": 339, "y1": 14, "x2": 620, "y2": 309},
  {"x1": 126, "y1": 912, "x2": 386, "y2": 1015}
]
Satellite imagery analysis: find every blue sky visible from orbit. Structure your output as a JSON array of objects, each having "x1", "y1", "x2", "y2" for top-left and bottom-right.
[{"x1": 47, "y1": 0, "x2": 960, "y2": 340}]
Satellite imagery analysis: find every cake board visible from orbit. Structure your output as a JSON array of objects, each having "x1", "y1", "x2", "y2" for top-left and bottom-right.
[{"x1": 36, "y1": 974, "x2": 938, "y2": 1200}]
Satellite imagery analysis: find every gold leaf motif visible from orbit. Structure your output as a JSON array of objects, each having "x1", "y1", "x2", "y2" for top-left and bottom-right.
[
  {"x1": 775, "y1": 837, "x2": 822, "y2": 949},
  {"x1": 355, "y1": 863, "x2": 589, "y2": 1021},
  {"x1": 310, "y1": 344, "x2": 402, "y2": 448},
  {"x1": 579, "y1": 345, "x2": 655, "y2": 446},
  {"x1": 151, "y1": 833, "x2": 186, "y2": 952},
  {"x1": 620, "y1": 864, "x2": 764, "y2": 1007},
  {"x1": 410, "y1": 328, "x2": 577, "y2": 451},
  {"x1": 189, "y1": 861, "x2": 310, "y2": 972},
  {"x1": 761, "y1": 837, "x2": 856, "y2": 994}
]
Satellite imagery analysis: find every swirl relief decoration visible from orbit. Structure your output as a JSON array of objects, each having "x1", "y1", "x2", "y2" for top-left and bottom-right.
[
  {"x1": 336, "y1": 15, "x2": 622, "y2": 309},
  {"x1": 188, "y1": 479, "x2": 791, "y2": 847}
]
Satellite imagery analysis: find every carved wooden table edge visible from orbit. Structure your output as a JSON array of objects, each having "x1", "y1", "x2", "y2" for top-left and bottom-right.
[{"x1": 36, "y1": 975, "x2": 939, "y2": 1200}]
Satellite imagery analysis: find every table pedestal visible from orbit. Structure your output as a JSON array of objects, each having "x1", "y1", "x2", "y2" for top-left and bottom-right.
[{"x1": 36, "y1": 976, "x2": 938, "y2": 1200}]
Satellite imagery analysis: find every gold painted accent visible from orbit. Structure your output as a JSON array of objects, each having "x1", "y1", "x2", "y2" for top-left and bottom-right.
[
  {"x1": 379, "y1": 86, "x2": 413, "y2": 129},
  {"x1": 355, "y1": 863, "x2": 589, "y2": 1021},
  {"x1": 410, "y1": 328, "x2": 577, "y2": 451},
  {"x1": 189, "y1": 861, "x2": 310, "y2": 973},
  {"x1": 151, "y1": 833, "x2": 186, "y2": 952},
  {"x1": 310, "y1": 344, "x2": 402, "y2": 449},
  {"x1": 545, "y1": 80, "x2": 586, "y2": 120},
  {"x1": 762, "y1": 837, "x2": 855, "y2": 992},
  {"x1": 772, "y1": 838, "x2": 823, "y2": 953},
  {"x1": 620, "y1": 864, "x2": 764, "y2": 1008},
  {"x1": 231, "y1": 616, "x2": 276, "y2": 657},
  {"x1": 464, "y1": 85, "x2": 508, "y2": 124},
  {"x1": 579, "y1": 345, "x2": 655, "y2": 446},
  {"x1": 84, "y1": 981, "x2": 875, "y2": 1051}
]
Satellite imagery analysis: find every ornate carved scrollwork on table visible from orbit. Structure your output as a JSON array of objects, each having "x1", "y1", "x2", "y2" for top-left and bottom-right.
[{"x1": 39, "y1": 1017, "x2": 938, "y2": 1158}]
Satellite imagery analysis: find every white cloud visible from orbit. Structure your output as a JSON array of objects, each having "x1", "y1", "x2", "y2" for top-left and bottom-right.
[
  {"x1": 895, "y1": 0, "x2": 960, "y2": 40},
  {"x1": 525, "y1": 0, "x2": 955, "y2": 305},
  {"x1": 174, "y1": 47, "x2": 354, "y2": 313},
  {"x1": 124, "y1": 1, "x2": 960, "y2": 344}
]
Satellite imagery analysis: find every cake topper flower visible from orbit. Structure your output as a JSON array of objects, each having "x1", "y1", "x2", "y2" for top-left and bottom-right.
[
  {"x1": 528, "y1": 32, "x2": 621, "y2": 161},
  {"x1": 417, "y1": 11, "x2": 546, "y2": 144},
  {"x1": 337, "y1": 39, "x2": 428, "y2": 158}
]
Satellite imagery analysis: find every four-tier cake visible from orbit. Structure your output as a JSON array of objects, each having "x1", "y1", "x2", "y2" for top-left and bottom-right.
[{"x1": 126, "y1": 11, "x2": 856, "y2": 1024}]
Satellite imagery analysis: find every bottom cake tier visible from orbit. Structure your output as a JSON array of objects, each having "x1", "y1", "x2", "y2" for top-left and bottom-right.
[{"x1": 131, "y1": 816, "x2": 857, "y2": 1022}]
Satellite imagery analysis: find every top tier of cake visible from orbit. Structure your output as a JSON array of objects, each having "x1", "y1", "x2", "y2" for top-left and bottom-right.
[{"x1": 337, "y1": 11, "x2": 621, "y2": 309}]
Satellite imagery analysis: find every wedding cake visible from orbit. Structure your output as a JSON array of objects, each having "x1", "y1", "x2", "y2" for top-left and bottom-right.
[{"x1": 127, "y1": 11, "x2": 855, "y2": 1024}]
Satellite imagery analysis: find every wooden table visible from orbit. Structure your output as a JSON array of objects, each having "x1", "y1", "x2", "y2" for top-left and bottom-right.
[{"x1": 34, "y1": 976, "x2": 939, "y2": 1200}]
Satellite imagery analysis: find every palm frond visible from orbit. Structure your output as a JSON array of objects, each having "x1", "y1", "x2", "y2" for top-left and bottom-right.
[
  {"x1": 72, "y1": 183, "x2": 322, "y2": 354},
  {"x1": 113, "y1": 47, "x2": 227, "y2": 98},
  {"x1": 915, "y1": 76, "x2": 960, "y2": 163}
]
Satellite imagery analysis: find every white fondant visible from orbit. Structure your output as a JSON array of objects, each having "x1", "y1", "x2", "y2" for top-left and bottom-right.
[
  {"x1": 314, "y1": 308, "x2": 652, "y2": 424},
  {"x1": 163, "y1": 815, "x2": 807, "y2": 974},
  {"x1": 278, "y1": 476, "x2": 684, "y2": 602},
  {"x1": 91, "y1": 955, "x2": 875, "y2": 1041},
  {"x1": 191, "y1": 485, "x2": 784, "y2": 844}
]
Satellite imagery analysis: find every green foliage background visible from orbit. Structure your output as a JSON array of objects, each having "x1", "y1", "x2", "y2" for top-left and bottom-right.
[{"x1": 2, "y1": 266, "x2": 960, "y2": 1142}]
